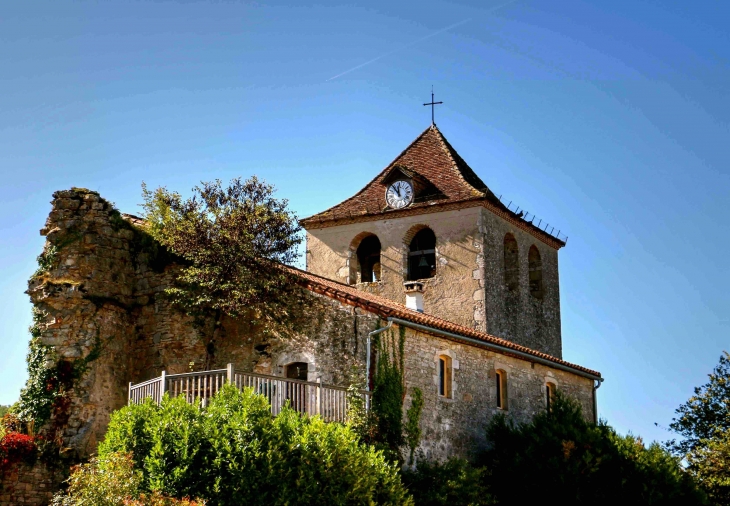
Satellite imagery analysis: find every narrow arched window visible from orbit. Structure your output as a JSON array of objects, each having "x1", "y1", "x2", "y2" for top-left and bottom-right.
[
  {"x1": 408, "y1": 228, "x2": 436, "y2": 281},
  {"x1": 546, "y1": 381, "x2": 556, "y2": 412},
  {"x1": 356, "y1": 235, "x2": 381, "y2": 283},
  {"x1": 504, "y1": 234, "x2": 519, "y2": 291},
  {"x1": 438, "y1": 355, "x2": 453, "y2": 398},
  {"x1": 529, "y1": 245, "x2": 543, "y2": 299},
  {"x1": 496, "y1": 369, "x2": 508, "y2": 410}
]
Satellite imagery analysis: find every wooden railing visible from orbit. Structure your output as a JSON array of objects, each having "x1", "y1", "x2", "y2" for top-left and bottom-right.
[{"x1": 128, "y1": 364, "x2": 370, "y2": 423}]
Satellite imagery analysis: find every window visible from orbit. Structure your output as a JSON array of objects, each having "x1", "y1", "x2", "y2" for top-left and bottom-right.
[
  {"x1": 546, "y1": 381, "x2": 556, "y2": 412},
  {"x1": 356, "y1": 235, "x2": 381, "y2": 283},
  {"x1": 438, "y1": 355, "x2": 452, "y2": 398},
  {"x1": 504, "y1": 234, "x2": 519, "y2": 291},
  {"x1": 529, "y1": 245, "x2": 543, "y2": 299},
  {"x1": 286, "y1": 362, "x2": 308, "y2": 380},
  {"x1": 408, "y1": 228, "x2": 436, "y2": 281},
  {"x1": 495, "y1": 369, "x2": 508, "y2": 409}
]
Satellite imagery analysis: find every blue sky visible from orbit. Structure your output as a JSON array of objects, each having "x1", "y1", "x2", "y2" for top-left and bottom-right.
[{"x1": 0, "y1": 0, "x2": 728, "y2": 445}]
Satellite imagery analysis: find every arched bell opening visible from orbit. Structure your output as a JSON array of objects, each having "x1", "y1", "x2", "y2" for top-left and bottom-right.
[{"x1": 407, "y1": 227, "x2": 436, "y2": 281}]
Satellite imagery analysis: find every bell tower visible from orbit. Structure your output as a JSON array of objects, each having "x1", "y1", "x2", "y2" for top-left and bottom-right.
[{"x1": 300, "y1": 125, "x2": 566, "y2": 359}]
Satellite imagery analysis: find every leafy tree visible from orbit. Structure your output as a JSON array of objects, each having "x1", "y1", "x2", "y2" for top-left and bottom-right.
[
  {"x1": 667, "y1": 351, "x2": 730, "y2": 505},
  {"x1": 685, "y1": 429, "x2": 730, "y2": 505},
  {"x1": 480, "y1": 392, "x2": 706, "y2": 505},
  {"x1": 0, "y1": 406, "x2": 9, "y2": 418},
  {"x1": 96, "y1": 385, "x2": 412, "y2": 506},
  {"x1": 667, "y1": 351, "x2": 730, "y2": 456},
  {"x1": 141, "y1": 177, "x2": 302, "y2": 366}
]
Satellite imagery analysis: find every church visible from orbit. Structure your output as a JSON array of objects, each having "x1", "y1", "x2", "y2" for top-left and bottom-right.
[
  {"x1": 19, "y1": 122, "x2": 602, "y2": 471},
  {"x1": 294, "y1": 123, "x2": 601, "y2": 458}
]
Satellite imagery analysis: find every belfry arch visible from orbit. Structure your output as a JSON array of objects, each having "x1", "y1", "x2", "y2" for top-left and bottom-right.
[
  {"x1": 348, "y1": 232, "x2": 381, "y2": 284},
  {"x1": 404, "y1": 225, "x2": 436, "y2": 281}
]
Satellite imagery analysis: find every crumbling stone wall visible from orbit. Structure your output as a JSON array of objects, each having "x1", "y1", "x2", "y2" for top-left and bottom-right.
[{"x1": 2, "y1": 188, "x2": 379, "y2": 505}]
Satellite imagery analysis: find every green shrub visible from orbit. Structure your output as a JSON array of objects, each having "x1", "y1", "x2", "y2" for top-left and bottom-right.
[
  {"x1": 402, "y1": 458, "x2": 494, "y2": 506},
  {"x1": 51, "y1": 452, "x2": 205, "y2": 505},
  {"x1": 97, "y1": 385, "x2": 412, "y2": 506}
]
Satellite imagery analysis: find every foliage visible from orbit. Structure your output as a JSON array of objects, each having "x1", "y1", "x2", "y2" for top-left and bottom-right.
[
  {"x1": 97, "y1": 385, "x2": 412, "y2": 505},
  {"x1": 479, "y1": 392, "x2": 706, "y2": 505},
  {"x1": 0, "y1": 431, "x2": 37, "y2": 475},
  {"x1": 666, "y1": 351, "x2": 730, "y2": 505},
  {"x1": 402, "y1": 458, "x2": 494, "y2": 506},
  {"x1": 141, "y1": 177, "x2": 301, "y2": 322},
  {"x1": 51, "y1": 451, "x2": 205, "y2": 506},
  {"x1": 0, "y1": 406, "x2": 9, "y2": 419},
  {"x1": 31, "y1": 245, "x2": 59, "y2": 280},
  {"x1": 371, "y1": 326, "x2": 407, "y2": 459},
  {"x1": 667, "y1": 351, "x2": 730, "y2": 456},
  {"x1": 15, "y1": 307, "x2": 103, "y2": 429},
  {"x1": 404, "y1": 387, "x2": 423, "y2": 465},
  {"x1": 685, "y1": 429, "x2": 730, "y2": 505}
]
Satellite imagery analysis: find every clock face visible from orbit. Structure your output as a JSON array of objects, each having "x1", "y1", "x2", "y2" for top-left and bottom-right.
[{"x1": 386, "y1": 180, "x2": 414, "y2": 209}]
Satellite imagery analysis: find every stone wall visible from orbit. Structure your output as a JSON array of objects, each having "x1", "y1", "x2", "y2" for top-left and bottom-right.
[
  {"x1": 0, "y1": 462, "x2": 64, "y2": 506},
  {"x1": 305, "y1": 205, "x2": 563, "y2": 357},
  {"x1": 306, "y1": 208, "x2": 486, "y2": 330},
  {"x1": 400, "y1": 326, "x2": 594, "y2": 461},
  {"x1": 480, "y1": 208, "x2": 562, "y2": 359}
]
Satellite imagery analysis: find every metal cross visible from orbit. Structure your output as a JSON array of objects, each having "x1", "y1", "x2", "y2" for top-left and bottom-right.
[{"x1": 423, "y1": 87, "x2": 443, "y2": 125}]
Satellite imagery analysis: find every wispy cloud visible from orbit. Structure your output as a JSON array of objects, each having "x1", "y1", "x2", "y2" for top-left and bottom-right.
[{"x1": 326, "y1": 0, "x2": 519, "y2": 82}]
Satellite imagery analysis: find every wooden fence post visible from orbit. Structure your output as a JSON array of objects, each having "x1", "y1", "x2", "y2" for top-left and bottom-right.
[
  {"x1": 227, "y1": 363, "x2": 234, "y2": 385},
  {"x1": 316, "y1": 377, "x2": 322, "y2": 416},
  {"x1": 160, "y1": 370, "x2": 167, "y2": 404}
]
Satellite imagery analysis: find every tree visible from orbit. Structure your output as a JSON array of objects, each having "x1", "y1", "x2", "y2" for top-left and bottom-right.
[
  {"x1": 141, "y1": 177, "x2": 302, "y2": 366},
  {"x1": 667, "y1": 351, "x2": 730, "y2": 505},
  {"x1": 667, "y1": 351, "x2": 730, "y2": 456},
  {"x1": 479, "y1": 392, "x2": 706, "y2": 505},
  {"x1": 686, "y1": 429, "x2": 730, "y2": 505}
]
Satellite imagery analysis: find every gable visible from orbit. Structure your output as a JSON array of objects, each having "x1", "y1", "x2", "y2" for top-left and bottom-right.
[{"x1": 300, "y1": 125, "x2": 564, "y2": 249}]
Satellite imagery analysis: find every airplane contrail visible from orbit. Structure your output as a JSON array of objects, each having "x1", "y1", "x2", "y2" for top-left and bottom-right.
[{"x1": 326, "y1": 0, "x2": 519, "y2": 82}]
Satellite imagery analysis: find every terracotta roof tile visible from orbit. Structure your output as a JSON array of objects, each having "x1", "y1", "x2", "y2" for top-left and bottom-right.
[
  {"x1": 288, "y1": 265, "x2": 600, "y2": 379},
  {"x1": 300, "y1": 125, "x2": 565, "y2": 249}
]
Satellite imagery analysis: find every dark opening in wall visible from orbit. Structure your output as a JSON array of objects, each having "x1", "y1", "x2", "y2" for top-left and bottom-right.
[
  {"x1": 408, "y1": 228, "x2": 436, "y2": 281},
  {"x1": 356, "y1": 235, "x2": 381, "y2": 283},
  {"x1": 504, "y1": 234, "x2": 519, "y2": 292},
  {"x1": 528, "y1": 245, "x2": 543, "y2": 299}
]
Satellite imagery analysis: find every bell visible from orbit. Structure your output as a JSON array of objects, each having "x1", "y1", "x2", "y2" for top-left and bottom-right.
[{"x1": 418, "y1": 255, "x2": 429, "y2": 268}]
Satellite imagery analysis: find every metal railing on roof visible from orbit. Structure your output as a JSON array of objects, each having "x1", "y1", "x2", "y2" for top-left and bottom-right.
[{"x1": 497, "y1": 195, "x2": 568, "y2": 244}]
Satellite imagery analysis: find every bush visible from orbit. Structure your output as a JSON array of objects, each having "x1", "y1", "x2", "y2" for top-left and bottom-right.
[
  {"x1": 402, "y1": 458, "x2": 494, "y2": 506},
  {"x1": 51, "y1": 452, "x2": 204, "y2": 506},
  {"x1": 479, "y1": 392, "x2": 707, "y2": 505},
  {"x1": 0, "y1": 430, "x2": 37, "y2": 475},
  {"x1": 96, "y1": 385, "x2": 412, "y2": 506}
]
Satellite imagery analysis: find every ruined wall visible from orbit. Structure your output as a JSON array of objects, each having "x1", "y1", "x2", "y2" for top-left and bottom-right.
[
  {"x1": 2, "y1": 188, "x2": 379, "y2": 505},
  {"x1": 400, "y1": 325, "x2": 594, "y2": 461}
]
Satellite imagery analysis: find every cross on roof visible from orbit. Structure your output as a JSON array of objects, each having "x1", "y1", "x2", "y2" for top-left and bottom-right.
[{"x1": 423, "y1": 87, "x2": 443, "y2": 125}]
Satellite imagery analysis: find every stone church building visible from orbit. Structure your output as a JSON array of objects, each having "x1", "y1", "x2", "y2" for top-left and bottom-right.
[{"x1": 2, "y1": 124, "x2": 601, "y2": 504}]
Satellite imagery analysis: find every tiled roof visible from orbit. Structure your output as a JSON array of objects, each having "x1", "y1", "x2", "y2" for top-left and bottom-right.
[
  {"x1": 300, "y1": 125, "x2": 565, "y2": 249},
  {"x1": 288, "y1": 265, "x2": 601, "y2": 379}
]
